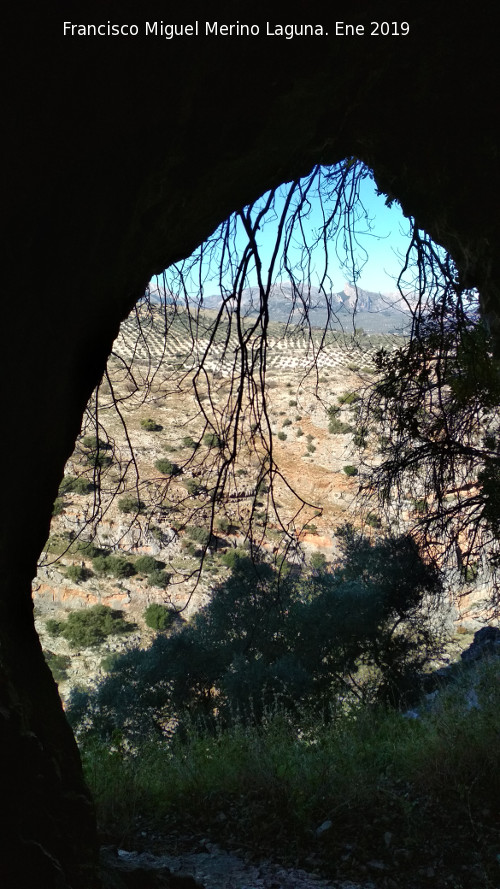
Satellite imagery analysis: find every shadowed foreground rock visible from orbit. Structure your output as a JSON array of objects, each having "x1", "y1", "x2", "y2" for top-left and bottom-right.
[{"x1": 100, "y1": 846, "x2": 204, "y2": 888}]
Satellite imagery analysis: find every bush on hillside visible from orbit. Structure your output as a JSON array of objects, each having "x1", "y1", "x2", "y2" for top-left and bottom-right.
[
  {"x1": 186, "y1": 526, "x2": 210, "y2": 546},
  {"x1": 47, "y1": 605, "x2": 133, "y2": 649},
  {"x1": 65, "y1": 564, "x2": 91, "y2": 584},
  {"x1": 46, "y1": 619, "x2": 64, "y2": 637},
  {"x1": 184, "y1": 479, "x2": 202, "y2": 496},
  {"x1": 147, "y1": 569, "x2": 171, "y2": 589},
  {"x1": 44, "y1": 651, "x2": 71, "y2": 683},
  {"x1": 69, "y1": 530, "x2": 442, "y2": 741},
  {"x1": 71, "y1": 540, "x2": 103, "y2": 559},
  {"x1": 216, "y1": 516, "x2": 232, "y2": 534},
  {"x1": 309, "y1": 552, "x2": 327, "y2": 572},
  {"x1": 203, "y1": 432, "x2": 223, "y2": 448},
  {"x1": 338, "y1": 391, "x2": 361, "y2": 405},
  {"x1": 144, "y1": 603, "x2": 175, "y2": 631},
  {"x1": 135, "y1": 555, "x2": 162, "y2": 575},
  {"x1": 365, "y1": 512, "x2": 382, "y2": 529},
  {"x1": 82, "y1": 435, "x2": 111, "y2": 450},
  {"x1": 155, "y1": 458, "x2": 180, "y2": 476},
  {"x1": 52, "y1": 497, "x2": 65, "y2": 516},
  {"x1": 59, "y1": 475, "x2": 93, "y2": 495},
  {"x1": 329, "y1": 417, "x2": 354, "y2": 434},
  {"x1": 91, "y1": 554, "x2": 136, "y2": 578},
  {"x1": 118, "y1": 495, "x2": 144, "y2": 514},
  {"x1": 353, "y1": 429, "x2": 368, "y2": 449},
  {"x1": 140, "y1": 418, "x2": 162, "y2": 432}
]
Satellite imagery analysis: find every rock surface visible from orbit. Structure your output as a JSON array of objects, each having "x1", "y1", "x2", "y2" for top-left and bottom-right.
[{"x1": 100, "y1": 844, "x2": 371, "y2": 889}]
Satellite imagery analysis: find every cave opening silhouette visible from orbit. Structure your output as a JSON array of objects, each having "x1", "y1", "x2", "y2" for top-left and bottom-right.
[{"x1": 2, "y1": 4, "x2": 499, "y2": 884}]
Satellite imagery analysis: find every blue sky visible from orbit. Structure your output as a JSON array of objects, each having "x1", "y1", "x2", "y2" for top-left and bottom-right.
[
  {"x1": 233, "y1": 172, "x2": 415, "y2": 295},
  {"x1": 349, "y1": 177, "x2": 413, "y2": 292},
  {"x1": 152, "y1": 165, "x2": 415, "y2": 299}
]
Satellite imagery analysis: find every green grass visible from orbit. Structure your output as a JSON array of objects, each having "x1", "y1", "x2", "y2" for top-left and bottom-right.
[{"x1": 81, "y1": 658, "x2": 500, "y2": 887}]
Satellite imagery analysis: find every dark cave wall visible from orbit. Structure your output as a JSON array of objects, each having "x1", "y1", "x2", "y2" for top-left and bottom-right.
[{"x1": 2, "y1": 3, "x2": 499, "y2": 884}]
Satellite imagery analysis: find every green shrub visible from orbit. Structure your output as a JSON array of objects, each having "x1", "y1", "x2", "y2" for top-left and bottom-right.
[
  {"x1": 135, "y1": 555, "x2": 161, "y2": 575},
  {"x1": 329, "y1": 417, "x2": 354, "y2": 433},
  {"x1": 144, "y1": 603, "x2": 175, "y2": 631},
  {"x1": 182, "y1": 435, "x2": 199, "y2": 449},
  {"x1": 92, "y1": 555, "x2": 114, "y2": 575},
  {"x1": 461, "y1": 562, "x2": 479, "y2": 583},
  {"x1": 44, "y1": 533, "x2": 73, "y2": 555},
  {"x1": 296, "y1": 427, "x2": 304, "y2": 437},
  {"x1": 347, "y1": 363, "x2": 360, "y2": 371},
  {"x1": 44, "y1": 651, "x2": 71, "y2": 683},
  {"x1": 110, "y1": 557, "x2": 137, "y2": 579},
  {"x1": 288, "y1": 399, "x2": 297, "y2": 406},
  {"x1": 71, "y1": 530, "x2": 443, "y2": 745},
  {"x1": 337, "y1": 392, "x2": 361, "y2": 405},
  {"x1": 181, "y1": 539, "x2": 198, "y2": 556},
  {"x1": 59, "y1": 475, "x2": 92, "y2": 495},
  {"x1": 118, "y1": 495, "x2": 144, "y2": 514},
  {"x1": 101, "y1": 653, "x2": 121, "y2": 673},
  {"x1": 86, "y1": 452, "x2": 112, "y2": 469},
  {"x1": 184, "y1": 479, "x2": 202, "y2": 496},
  {"x1": 65, "y1": 564, "x2": 91, "y2": 584},
  {"x1": 343, "y1": 465, "x2": 358, "y2": 477},
  {"x1": 147, "y1": 569, "x2": 171, "y2": 589},
  {"x1": 203, "y1": 432, "x2": 223, "y2": 448},
  {"x1": 353, "y1": 430, "x2": 368, "y2": 449},
  {"x1": 220, "y1": 548, "x2": 250, "y2": 570},
  {"x1": 216, "y1": 516, "x2": 232, "y2": 534},
  {"x1": 309, "y1": 552, "x2": 327, "y2": 572},
  {"x1": 82, "y1": 435, "x2": 111, "y2": 451},
  {"x1": 282, "y1": 418, "x2": 292, "y2": 427},
  {"x1": 62, "y1": 605, "x2": 132, "y2": 648},
  {"x1": 140, "y1": 418, "x2": 162, "y2": 431},
  {"x1": 52, "y1": 497, "x2": 65, "y2": 516},
  {"x1": 365, "y1": 512, "x2": 382, "y2": 529},
  {"x1": 186, "y1": 526, "x2": 210, "y2": 546},
  {"x1": 46, "y1": 619, "x2": 64, "y2": 637},
  {"x1": 307, "y1": 443, "x2": 316, "y2": 453},
  {"x1": 71, "y1": 540, "x2": 102, "y2": 559},
  {"x1": 91, "y1": 554, "x2": 135, "y2": 578},
  {"x1": 277, "y1": 431, "x2": 287, "y2": 441},
  {"x1": 155, "y1": 458, "x2": 180, "y2": 476}
]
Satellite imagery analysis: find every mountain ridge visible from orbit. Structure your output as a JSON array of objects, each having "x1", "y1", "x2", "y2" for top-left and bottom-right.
[{"x1": 150, "y1": 280, "x2": 417, "y2": 333}]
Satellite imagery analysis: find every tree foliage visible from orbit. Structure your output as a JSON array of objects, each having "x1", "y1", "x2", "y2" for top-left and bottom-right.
[
  {"x1": 144, "y1": 603, "x2": 175, "y2": 630},
  {"x1": 358, "y1": 234, "x2": 500, "y2": 599},
  {"x1": 46, "y1": 604, "x2": 133, "y2": 649},
  {"x1": 67, "y1": 530, "x2": 442, "y2": 742}
]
